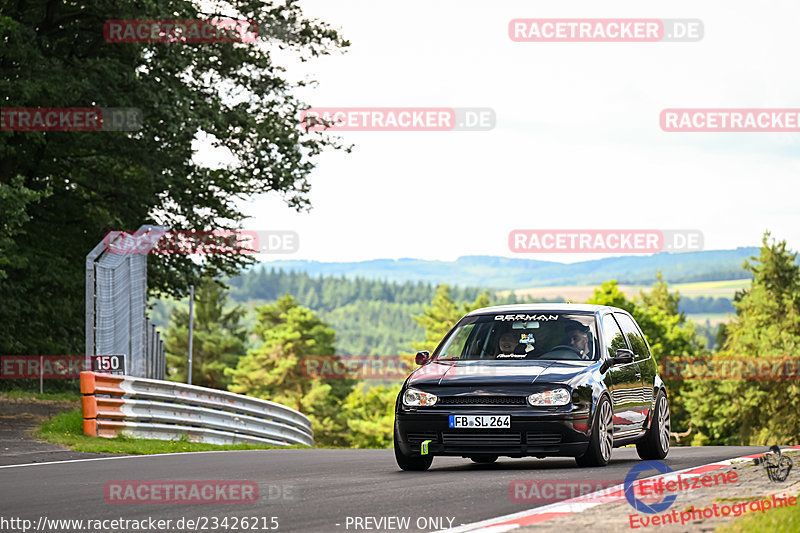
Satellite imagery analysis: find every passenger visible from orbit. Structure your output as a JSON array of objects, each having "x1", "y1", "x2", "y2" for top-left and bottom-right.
[{"x1": 497, "y1": 331, "x2": 519, "y2": 356}]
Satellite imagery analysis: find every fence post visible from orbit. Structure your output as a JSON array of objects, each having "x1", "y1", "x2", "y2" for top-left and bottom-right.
[{"x1": 187, "y1": 284, "x2": 194, "y2": 385}]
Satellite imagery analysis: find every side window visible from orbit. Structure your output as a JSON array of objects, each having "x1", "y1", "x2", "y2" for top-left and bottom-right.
[
  {"x1": 602, "y1": 314, "x2": 627, "y2": 359},
  {"x1": 615, "y1": 313, "x2": 650, "y2": 361}
]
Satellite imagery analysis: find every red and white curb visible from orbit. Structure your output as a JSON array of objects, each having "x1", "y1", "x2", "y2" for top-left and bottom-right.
[{"x1": 438, "y1": 446, "x2": 800, "y2": 533}]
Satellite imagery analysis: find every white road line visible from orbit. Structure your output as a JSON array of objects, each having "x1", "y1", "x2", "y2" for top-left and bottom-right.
[{"x1": 0, "y1": 449, "x2": 266, "y2": 469}]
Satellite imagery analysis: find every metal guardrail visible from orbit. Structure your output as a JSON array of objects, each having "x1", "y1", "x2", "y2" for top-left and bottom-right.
[{"x1": 81, "y1": 372, "x2": 314, "y2": 446}]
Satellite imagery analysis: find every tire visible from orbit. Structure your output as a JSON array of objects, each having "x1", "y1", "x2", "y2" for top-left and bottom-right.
[
  {"x1": 469, "y1": 455, "x2": 498, "y2": 464},
  {"x1": 394, "y1": 430, "x2": 433, "y2": 471},
  {"x1": 575, "y1": 395, "x2": 613, "y2": 467},
  {"x1": 636, "y1": 390, "x2": 670, "y2": 460}
]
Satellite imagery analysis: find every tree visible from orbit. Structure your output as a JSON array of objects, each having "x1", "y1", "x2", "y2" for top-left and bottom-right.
[
  {"x1": 468, "y1": 290, "x2": 492, "y2": 314},
  {"x1": 412, "y1": 284, "x2": 490, "y2": 352},
  {"x1": 587, "y1": 280, "x2": 636, "y2": 313},
  {"x1": 164, "y1": 279, "x2": 246, "y2": 390},
  {"x1": 340, "y1": 384, "x2": 401, "y2": 448},
  {"x1": 0, "y1": 1, "x2": 348, "y2": 355},
  {"x1": 639, "y1": 272, "x2": 680, "y2": 316},
  {"x1": 0, "y1": 176, "x2": 48, "y2": 280},
  {"x1": 684, "y1": 233, "x2": 800, "y2": 445},
  {"x1": 588, "y1": 276, "x2": 705, "y2": 363},
  {"x1": 412, "y1": 284, "x2": 460, "y2": 352},
  {"x1": 226, "y1": 294, "x2": 353, "y2": 446}
]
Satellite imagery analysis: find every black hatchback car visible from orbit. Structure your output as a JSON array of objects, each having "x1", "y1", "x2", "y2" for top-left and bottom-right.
[{"x1": 394, "y1": 304, "x2": 670, "y2": 470}]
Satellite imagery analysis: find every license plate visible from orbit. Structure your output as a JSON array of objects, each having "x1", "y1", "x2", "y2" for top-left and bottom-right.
[{"x1": 448, "y1": 415, "x2": 511, "y2": 428}]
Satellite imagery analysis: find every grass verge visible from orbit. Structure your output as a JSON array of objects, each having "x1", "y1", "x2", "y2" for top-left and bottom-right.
[
  {"x1": 35, "y1": 410, "x2": 312, "y2": 454},
  {"x1": 715, "y1": 497, "x2": 800, "y2": 533},
  {"x1": 0, "y1": 390, "x2": 81, "y2": 402}
]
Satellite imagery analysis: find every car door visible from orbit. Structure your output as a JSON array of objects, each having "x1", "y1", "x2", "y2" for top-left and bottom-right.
[
  {"x1": 601, "y1": 313, "x2": 641, "y2": 435},
  {"x1": 613, "y1": 312, "x2": 652, "y2": 431}
]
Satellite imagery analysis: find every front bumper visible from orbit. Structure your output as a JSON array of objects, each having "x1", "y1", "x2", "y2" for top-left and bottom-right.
[{"x1": 395, "y1": 409, "x2": 591, "y2": 458}]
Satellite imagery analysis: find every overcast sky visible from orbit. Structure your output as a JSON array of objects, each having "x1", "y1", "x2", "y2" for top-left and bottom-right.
[{"x1": 222, "y1": 0, "x2": 800, "y2": 263}]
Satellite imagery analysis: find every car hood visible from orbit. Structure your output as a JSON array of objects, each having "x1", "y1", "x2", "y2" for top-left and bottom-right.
[{"x1": 406, "y1": 359, "x2": 591, "y2": 387}]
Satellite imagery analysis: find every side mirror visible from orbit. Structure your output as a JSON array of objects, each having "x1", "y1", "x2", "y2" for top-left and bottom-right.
[
  {"x1": 613, "y1": 349, "x2": 634, "y2": 365},
  {"x1": 415, "y1": 351, "x2": 431, "y2": 366}
]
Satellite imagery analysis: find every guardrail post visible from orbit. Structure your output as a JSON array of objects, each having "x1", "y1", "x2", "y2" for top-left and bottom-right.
[{"x1": 81, "y1": 371, "x2": 97, "y2": 436}]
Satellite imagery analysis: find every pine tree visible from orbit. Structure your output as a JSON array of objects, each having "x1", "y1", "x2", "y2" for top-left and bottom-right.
[
  {"x1": 226, "y1": 294, "x2": 353, "y2": 446},
  {"x1": 412, "y1": 284, "x2": 461, "y2": 352},
  {"x1": 412, "y1": 285, "x2": 492, "y2": 352},
  {"x1": 164, "y1": 279, "x2": 246, "y2": 390},
  {"x1": 684, "y1": 233, "x2": 800, "y2": 445},
  {"x1": 340, "y1": 384, "x2": 402, "y2": 448},
  {"x1": 587, "y1": 280, "x2": 636, "y2": 313}
]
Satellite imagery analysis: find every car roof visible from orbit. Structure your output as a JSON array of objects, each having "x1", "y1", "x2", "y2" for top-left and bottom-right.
[{"x1": 465, "y1": 303, "x2": 626, "y2": 316}]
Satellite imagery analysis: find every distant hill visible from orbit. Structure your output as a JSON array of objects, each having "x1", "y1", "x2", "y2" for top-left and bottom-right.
[{"x1": 257, "y1": 248, "x2": 760, "y2": 289}]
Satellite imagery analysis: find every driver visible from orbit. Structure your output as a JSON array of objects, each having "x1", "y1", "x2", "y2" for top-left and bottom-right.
[
  {"x1": 497, "y1": 331, "x2": 519, "y2": 356},
  {"x1": 564, "y1": 323, "x2": 592, "y2": 360}
]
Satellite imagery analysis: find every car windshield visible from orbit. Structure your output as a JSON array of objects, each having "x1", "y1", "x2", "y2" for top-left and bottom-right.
[{"x1": 435, "y1": 312, "x2": 598, "y2": 361}]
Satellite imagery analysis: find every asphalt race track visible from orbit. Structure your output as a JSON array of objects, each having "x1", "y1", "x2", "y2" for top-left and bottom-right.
[{"x1": 0, "y1": 446, "x2": 765, "y2": 532}]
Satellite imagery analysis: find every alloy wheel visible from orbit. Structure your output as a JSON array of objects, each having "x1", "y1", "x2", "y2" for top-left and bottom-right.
[
  {"x1": 657, "y1": 395, "x2": 670, "y2": 453},
  {"x1": 599, "y1": 401, "x2": 613, "y2": 461}
]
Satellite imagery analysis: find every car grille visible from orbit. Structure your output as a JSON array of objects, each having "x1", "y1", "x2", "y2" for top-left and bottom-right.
[
  {"x1": 406, "y1": 432, "x2": 438, "y2": 444},
  {"x1": 437, "y1": 396, "x2": 527, "y2": 406},
  {"x1": 526, "y1": 432, "x2": 562, "y2": 446},
  {"x1": 441, "y1": 432, "x2": 522, "y2": 446}
]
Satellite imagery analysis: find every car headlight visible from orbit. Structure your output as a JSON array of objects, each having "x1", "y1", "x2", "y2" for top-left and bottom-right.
[
  {"x1": 527, "y1": 388, "x2": 571, "y2": 406},
  {"x1": 403, "y1": 388, "x2": 438, "y2": 407}
]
